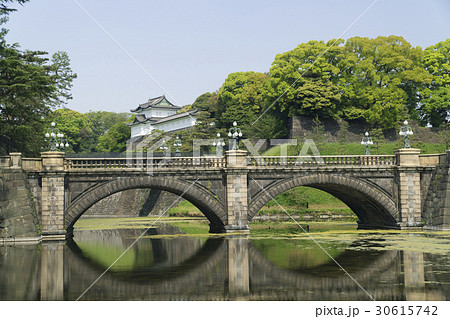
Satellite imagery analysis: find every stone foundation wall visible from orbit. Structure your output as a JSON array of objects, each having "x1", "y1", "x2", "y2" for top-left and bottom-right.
[
  {"x1": 83, "y1": 188, "x2": 183, "y2": 217},
  {"x1": 0, "y1": 168, "x2": 40, "y2": 238},
  {"x1": 289, "y1": 116, "x2": 443, "y2": 144},
  {"x1": 422, "y1": 153, "x2": 450, "y2": 230}
]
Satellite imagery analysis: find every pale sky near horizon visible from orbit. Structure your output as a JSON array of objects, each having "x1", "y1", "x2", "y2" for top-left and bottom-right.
[{"x1": 4, "y1": 0, "x2": 450, "y2": 114}]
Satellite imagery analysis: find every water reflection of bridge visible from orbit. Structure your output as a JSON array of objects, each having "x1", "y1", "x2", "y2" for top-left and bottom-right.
[{"x1": 0, "y1": 232, "x2": 448, "y2": 301}]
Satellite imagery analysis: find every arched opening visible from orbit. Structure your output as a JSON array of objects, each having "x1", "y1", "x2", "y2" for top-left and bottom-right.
[
  {"x1": 65, "y1": 176, "x2": 227, "y2": 234},
  {"x1": 66, "y1": 235, "x2": 226, "y2": 283},
  {"x1": 248, "y1": 174, "x2": 399, "y2": 229}
]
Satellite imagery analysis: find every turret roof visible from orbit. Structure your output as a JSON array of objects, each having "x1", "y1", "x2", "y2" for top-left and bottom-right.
[{"x1": 130, "y1": 95, "x2": 182, "y2": 112}]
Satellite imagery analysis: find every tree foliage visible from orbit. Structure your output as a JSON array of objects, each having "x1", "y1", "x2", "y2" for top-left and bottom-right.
[
  {"x1": 189, "y1": 92, "x2": 218, "y2": 140},
  {"x1": 420, "y1": 39, "x2": 450, "y2": 127},
  {"x1": 338, "y1": 36, "x2": 431, "y2": 128},
  {"x1": 216, "y1": 71, "x2": 268, "y2": 137},
  {"x1": 49, "y1": 109, "x2": 131, "y2": 153},
  {"x1": 97, "y1": 122, "x2": 131, "y2": 152},
  {"x1": 0, "y1": 0, "x2": 28, "y2": 15},
  {"x1": 0, "y1": 9, "x2": 76, "y2": 156},
  {"x1": 265, "y1": 40, "x2": 343, "y2": 121}
]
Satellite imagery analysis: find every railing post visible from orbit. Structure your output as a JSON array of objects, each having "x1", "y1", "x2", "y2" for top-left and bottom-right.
[
  {"x1": 41, "y1": 151, "x2": 66, "y2": 240},
  {"x1": 9, "y1": 152, "x2": 22, "y2": 169},
  {"x1": 395, "y1": 148, "x2": 422, "y2": 229},
  {"x1": 224, "y1": 150, "x2": 249, "y2": 233}
]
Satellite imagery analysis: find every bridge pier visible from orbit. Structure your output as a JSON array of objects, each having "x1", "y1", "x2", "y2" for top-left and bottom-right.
[
  {"x1": 224, "y1": 150, "x2": 249, "y2": 233},
  {"x1": 226, "y1": 237, "x2": 250, "y2": 296},
  {"x1": 396, "y1": 149, "x2": 423, "y2": 229},
  {"x1": 41, "y1": 152, "x2": 66, "y2": 240},
  {"x1": 40, "y1": 241, "x2": 64, "y2": 300}
]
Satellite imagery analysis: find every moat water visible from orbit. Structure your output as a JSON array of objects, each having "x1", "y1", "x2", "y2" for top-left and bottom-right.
[{"x1": 1, "y1": 218, "x2": 450, "y2": 301}]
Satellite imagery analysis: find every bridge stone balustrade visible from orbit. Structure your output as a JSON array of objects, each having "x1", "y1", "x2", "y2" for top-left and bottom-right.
[{"x1": 3, "y1": 148, "x2": 450, "y2": 240}]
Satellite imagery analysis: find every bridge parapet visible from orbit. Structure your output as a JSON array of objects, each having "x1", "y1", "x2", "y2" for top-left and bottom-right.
[
  {"x1": 65, "y1": 156, "x2": 226, "y2": 170},
  {"x1": 247, "y1": 155, "x2": 397, "y2": 167},
  {"x1": 0, "y1": 156, "x2": 10, "y2": 168},
  {"x1": 419, "y1": 153, "x2": 447, "y2": 166}
]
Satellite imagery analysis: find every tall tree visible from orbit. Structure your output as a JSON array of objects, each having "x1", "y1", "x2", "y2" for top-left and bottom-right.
[
  {"x1": 0, "y1": 15, "x2": 76, "y2": 155},
  {"x1": 338, "y1": 36, "x2": 431, "y2": 128},
  {"x1": 189, "y1": 92, "x2": 218, "y2": 140},
  {"x1": 85, "y1": 111, "x2": 130, "y2": 137},
  {"x1": 97, "y1": 122, "x2": 131, "y2": 153},
  {"x1": 216, "y1": 71, "x2": 268, "y2": 137},
  {"x1": 420, "y1": 39, "x2": 450, "y2": 127},
  {"x1": 0, "y1": 0, "x2": 28, "y2": 15},
  {"x1": 49, "y1": 109, "x2": 92, "y2": 153},
  {"x1": 265, "y1": 40, "x2": 343, "y2": 123}
]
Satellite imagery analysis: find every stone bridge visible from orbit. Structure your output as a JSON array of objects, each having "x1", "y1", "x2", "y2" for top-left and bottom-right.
[{"x1": 2, "y1": 148, "x2": 450, "y2": 240}]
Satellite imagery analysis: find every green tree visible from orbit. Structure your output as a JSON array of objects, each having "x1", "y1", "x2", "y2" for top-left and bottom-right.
[
  {"x1": 50, "y1": 109, "x2": 92, "y2": 153},
  {"x1": 189, "y1": 92, "x2": 218, "y2": 140},
  {"x1": 265, "y1": 40, "x2": 343, "y2": 123},
  {"x1": 0, "y1": 0, "x2": 29, "y2": 15},
  {"x1": 339, "y1": 36, "x2": 431, "y2": 128},
  {"x1": 420, "y1": 39, "x2": 450, "y2": 127},
  {"x1": 0, "y1": 12, "x2": 76, "y2": 155},
  {"x1": 97, "y1": 122, "x2": 131, "y2": 152},
  {"x1": 216, "y1": 71, "x2": 268, "y2": 137},
  {"x1": 85, "y1": 111, "x2": 130, "y2": 137}
]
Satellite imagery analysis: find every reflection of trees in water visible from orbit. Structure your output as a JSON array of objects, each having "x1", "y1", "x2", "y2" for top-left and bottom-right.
[
  {"x1": 1, "y1": 231, "x2": 448, "y2": 300},
  {"x1": 250, "y1": 238, "x2": 349, "y2": 270},
  {"x1": 67, "y1": 233, "x2": 446, "y2": 301},
  {"x1": 249, "y1": 243, "x2": 403, "y2": 300},
  {"x1": 66, "y1": 235, "x2": 227, "y2": 300},
  {"x1": 67, "y1": 234, "x2": 225, "y2": 282}
]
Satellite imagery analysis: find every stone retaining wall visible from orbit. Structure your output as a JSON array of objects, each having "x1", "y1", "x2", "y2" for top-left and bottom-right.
[
  {"x1": 0, "y1": 168, "x2": 40, "y2": 238},
  {"x1": 83, "y1": 188, "x2": 183, "y2": 217},
  {"x1": 422, "y1": 153, "x2": 450, "y2": 230}
]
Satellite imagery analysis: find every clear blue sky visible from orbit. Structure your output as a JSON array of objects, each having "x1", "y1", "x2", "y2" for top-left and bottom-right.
[{"x1": 4, "y1": 0, "x2": 450, "y2": 114}]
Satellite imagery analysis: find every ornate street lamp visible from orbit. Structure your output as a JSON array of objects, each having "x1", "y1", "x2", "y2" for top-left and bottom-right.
[
  {"x1": 227, "y1": 121, "x2": 242, "y2": 150},
  {"x1": 44, "y1": 122, "x2": 69, "y2": 151},
  {"x1": 361, "y1": 132, "x2": 373, "y2": 155},
  {"x1": 212, "y1": 133, "x2": 226, "y2": 156},
  {"x1": 399, "y1": 120, "x2": 413, "y2": 148},
  {"x1": 173, "y1": 135, "x2": 182, "y2": 157},
  {"x1": 160, "y1": 139, "x2": 169, "y2": 154}
]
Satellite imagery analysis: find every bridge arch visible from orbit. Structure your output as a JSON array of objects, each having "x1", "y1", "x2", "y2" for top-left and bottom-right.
[
  {"x1": 248, "y1": 174, "x2": 399, "y2": 229},
  {"x1": 65, "y1": 176, "x2": 227, "y2": 233}
]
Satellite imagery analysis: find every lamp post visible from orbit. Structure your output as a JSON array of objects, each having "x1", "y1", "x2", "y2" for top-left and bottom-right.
[
  {"x1": 213, "y1": 133, "x2": 226, "y2": 156},
  {"x1": 399, "y1": 120, "x2": 413, "y2": 148},
  {"x1": 173, "y1": 135, "x2": 182, "y2": 157},
  {"x1": 227, "y1": 121, "x2": 242, "y2": 151},
  {"x1": 361, "y1": 132, "x2": 373, "y2": 155},
  {"x1": 44, "y1": 122, "x2": 69, "y2": 151},
  {"x1": 160, "y1": 139, "x2": 169, "y2": 156}
]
